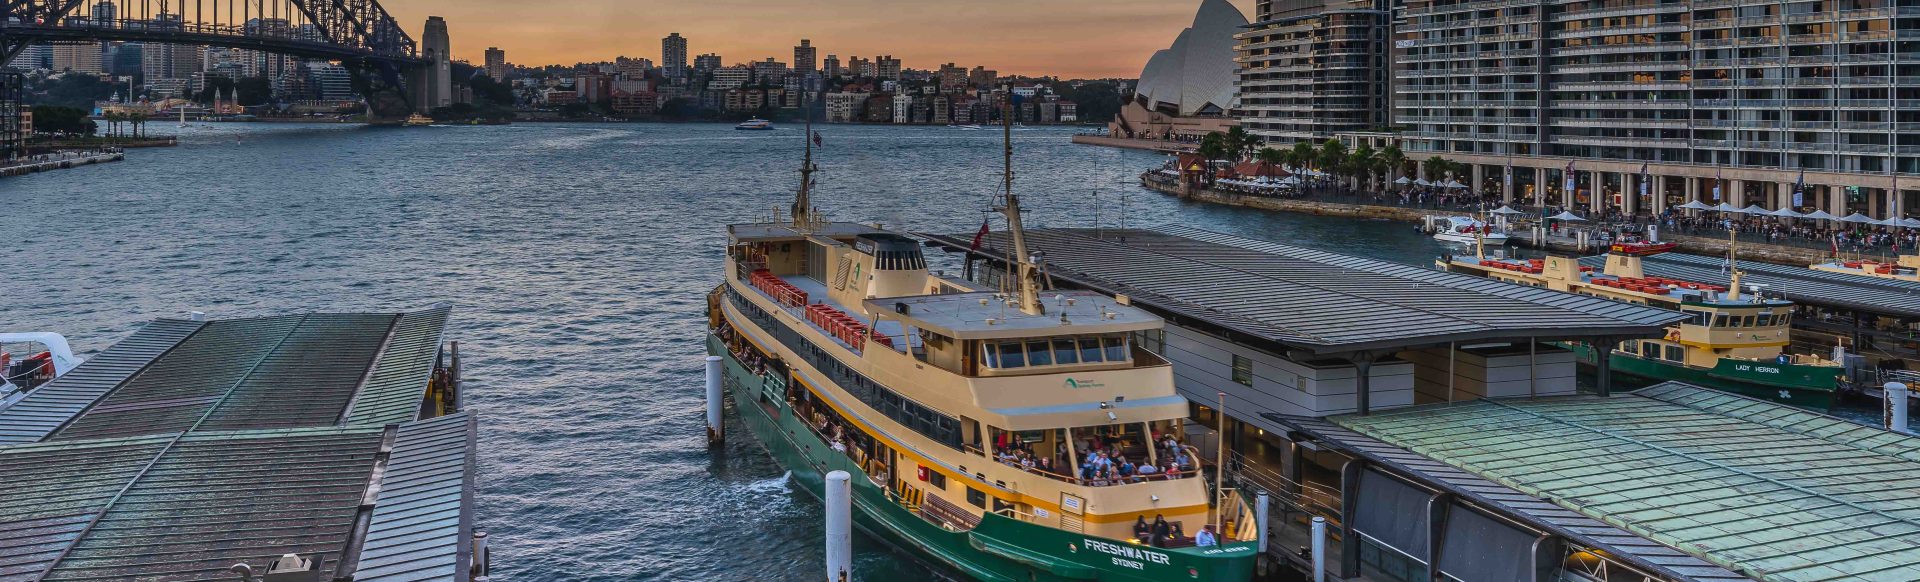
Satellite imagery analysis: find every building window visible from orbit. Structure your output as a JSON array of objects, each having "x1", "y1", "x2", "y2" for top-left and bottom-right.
[
  {"x1": 1232, "y1": 354, "x2": 1253, "y2": 386},
  {"x1": 928, "y1": 470, "x2": 946, "y2": 490},
  {"x1": 966, "y1": 486, "x2": 987, "y2": 508},
  {"x1": 1134, "y1": 328, "x2": 1165, "y2": 353}
]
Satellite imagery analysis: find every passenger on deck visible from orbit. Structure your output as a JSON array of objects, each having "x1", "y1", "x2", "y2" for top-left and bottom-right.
[
  {"x1": 1195, "y1": 525, "x2": 1217, "y2": 547},
  {"x1": 1132, "y1": 516, "x2": 1152, "y2": 541},
  {"x1": 1150, "y1": 515, "x2": 1171, "y2": 547}
]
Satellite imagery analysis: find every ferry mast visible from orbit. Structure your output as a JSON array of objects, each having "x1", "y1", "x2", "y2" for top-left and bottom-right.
[
  {"x1": 996, "y1": 96, "x2": 1045, "y2": 315},
  {"x1": 793, "y1": 94, "x2": 817, "y2": 229}
]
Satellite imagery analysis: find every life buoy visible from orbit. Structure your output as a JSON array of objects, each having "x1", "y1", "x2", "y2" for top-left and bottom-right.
[{"x1": 1665, "y1": 329, "x2": 1681, "y2": 342}]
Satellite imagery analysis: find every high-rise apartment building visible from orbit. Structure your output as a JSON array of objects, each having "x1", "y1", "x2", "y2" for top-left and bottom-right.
[
  {"x1": 1234, "y1": 0, "x2": 1389, "y2": 144},
  {"x1": 662, "y1": 33, "x2": 689, "y2": 78},
  {"x1": 615, "y1": 56, "x2": 653, "y2": 79},
  {"x1": 752, "y1": 58, "x2": 788, "y2": 85},
  {"x1": 1393, "y1": 0, "x2": 1920, "y2": 218},
  {"x1": 877, "y1": 56, "x2": 902, "y2": 81},
  {"x1": 693, "y1": 53, "x2": 723, "y2": 73},
  {"x1": 823, "y1": 54, "x2": 843, "y2": 78},
  {"x1": 51, "y1": 43, "x2": 104, "y2": 74},
  {"x1": 485, "y1": 47, "x2": 507, "y2": 80},
  {"x1": 709, "y1": 65, "x2": 751, "y2": 90},
  {"x1": 794, "y1": 39, "x2": 817, "y2": 74},
  {"x1": 850, "y1": 56, "x2": 874, "y2": 78},
  {"x1": 937, "y1": 63, "x2": 967, "y2": 91}
]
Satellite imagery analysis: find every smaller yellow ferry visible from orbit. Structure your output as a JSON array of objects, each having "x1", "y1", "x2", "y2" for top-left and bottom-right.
[
  {"x1": 1810, "y1": 254, "x2": 1920, "y2": 282},
  {"x1": 706, "y1": 107, "x2": 1258, "y2": 580},
  {"x1": 1438, "y1": 235, "x2": 1845, "y2": 407}
]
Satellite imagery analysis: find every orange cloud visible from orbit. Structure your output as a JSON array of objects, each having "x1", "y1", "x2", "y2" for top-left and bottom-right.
[{"x1": 385, "y1": 0, "x2": 1256, "y2": 78}]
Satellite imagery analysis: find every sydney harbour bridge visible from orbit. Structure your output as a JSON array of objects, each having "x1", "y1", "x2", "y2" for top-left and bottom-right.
[{"x1": 1, "y1": 0, "x2": 453, "y2": 120}]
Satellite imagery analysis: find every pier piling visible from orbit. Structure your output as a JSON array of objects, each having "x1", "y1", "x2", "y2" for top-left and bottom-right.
[
  {"x1": 1310, "y1": 516, "x2": 1327, "y2": 582},
  {"x1": 1255, "y1": 491, "x2": 1270, "y2": 553},
  {"x1": 825, "y1": 470, "x2": 852, "y2": 582},
  {"x1": 705, "y1": 356, "x2": 724, "y2": 445},
  {"x1": 1888, "y1": 382, "x2": 1912, "y2": 435}
]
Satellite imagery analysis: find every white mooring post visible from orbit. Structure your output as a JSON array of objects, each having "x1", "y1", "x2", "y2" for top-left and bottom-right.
[
  {"x1": 825, "y1": 470, "x2": 853, "y2": 582},
  {"x1": 1255, "y1": 491, "x2": 1270, "y2": 552},
  {"x1": 705, "y1": 356, "x2": 724, "y2": 445},
  {"x1": 1887, "y1": 382, "x2": 1912, "y2": 436},
  {"x1": 1311, "y1": 516, "x2": 1327, "y2": 582}
]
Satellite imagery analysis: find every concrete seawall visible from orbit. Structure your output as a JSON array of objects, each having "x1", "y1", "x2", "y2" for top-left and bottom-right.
[
  {"x1": 1070, "y1": 135, "x2": 1196, "y2": 154},
  {"x1": 1140, "y1": 178, "x2": 1835, "y2": 267}
]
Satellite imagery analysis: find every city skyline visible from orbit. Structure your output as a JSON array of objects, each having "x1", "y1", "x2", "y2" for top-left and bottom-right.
[{"x1": 384, "y1": 0, "x2": 1257, "y2": 78}]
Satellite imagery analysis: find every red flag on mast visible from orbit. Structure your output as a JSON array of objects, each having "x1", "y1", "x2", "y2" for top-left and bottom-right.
[{"x1": 969, "y1": 219, "x2": 991, "y2": 252}]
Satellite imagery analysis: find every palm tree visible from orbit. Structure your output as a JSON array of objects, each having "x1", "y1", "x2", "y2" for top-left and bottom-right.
[
  {"x1": 1380, "y1": 145, "x2": 1406, "y2": 190},
  {"x1": 1318, "y1": 139, "x2": 1348, "y2": 189},
  {"x1": 1197, "y1": 131, "x2": 1229, "y2": 188},
  {"x1": 1290, "y1": 141, "x2": 1317, "y2": 171},
  {"x1": 1255, "y1": 147, "x2": 1285, "y2": 182},
  {"x1": 1351, "y1": 143, "x2": 1377, "y2": 192}
]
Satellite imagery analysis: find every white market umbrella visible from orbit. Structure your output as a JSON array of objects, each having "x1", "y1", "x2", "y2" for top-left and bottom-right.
[
  {"x1": 1445, "y1": 180, "x2": 1468, "y2": 189},
  {"x1": 1877, "y1": 216, "x2": 1905, "y2": 227},
  {"x1": 1489, "y1": 205, "x2": 1526, "y2": 215},
  {"x1": 1803, "y1": 209, "x2": 1839, "y2": 220},
  {"x1": 1414, "y1": 178, "x2": 1432, "y2": 186},
  {"x1": 1677, "y1": 200, "x2": 1714, "y2": 210},
  {"x1": 1548, "y1": 211, "x2": 1588, "y2": 222},
  {"x1": 1902, "y1": 218, "x2": 1920, "y2": 228},
  {"x1": 1768, "y1": 207, "x2": 1805, "y2": 218},
  {"x1": 1714, "y1": 203, "x2": 1741, "y2": 212},
  {"x1": 1739, "y1": 204, "x2": 1769, "y2": 215},
  {"x1": 1394, "y1": 176, "x2": 1411, "y2": 185},
  {"x1": 1841, "y1": 212, "x2": 1878, "y2": 223}
]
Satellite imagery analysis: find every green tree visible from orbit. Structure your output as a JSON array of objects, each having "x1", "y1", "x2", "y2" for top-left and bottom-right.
[
  {"x1": 235, "y1": 76, "x2": 274, "y2": 106},
  {"x1": 1350, "y1": 143, "x2": 1377, "y2": 191},
  {"x1": 1318, "y1": 139, "x2": 1348, "y2": 186},
  {"x1": 29, "y1": 105, "x2": 97, "y2": 136},
  {"x1": 1290, "y1": 141, "x2": 1317, "y2": 170},
  {"x1": 1255, "y1": 147, "x2": 1285, "y2": 182},
  {"x1": 1381, "y1": 145, "x2": 1407, "y2": 186},
  {"x1": 1053, "y1": 81, "x2": 1121, "y2": 123},
  {"x1": 1224, "y1": 126, "x2": 1254, "y2": 162},
  {"x1": 26, "y1": 73, "x2": 116, "y2": 109},
  {"x1": 1197, "y1": 131, "x2": 1229, "y2": 188}
]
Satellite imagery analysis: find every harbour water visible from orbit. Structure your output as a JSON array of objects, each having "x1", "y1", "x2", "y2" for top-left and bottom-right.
[{"x1": 0, "y1": 122, "x2": 1891, "y2": 580}]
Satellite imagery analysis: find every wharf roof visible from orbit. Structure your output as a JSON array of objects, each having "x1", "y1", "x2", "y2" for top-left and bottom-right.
[
  {"x1": 0, "y1": 413, "x2": 477, "y2": 581},
  {"x1": 0, "y1": 306, "x2": 450, "y2": 444},
  {"x1": 1577, "y1": 252, "x2": 1920, "y2": 318},
  {"x1": 0, "y1": 308, "x2": 476, "y2": 581},
  {"x1": 1320, "y1": 383, "x2": 1920, "y2": 582},
  {"x1": 926, "y1": 225, "x2": 1687, "y2": 356}
]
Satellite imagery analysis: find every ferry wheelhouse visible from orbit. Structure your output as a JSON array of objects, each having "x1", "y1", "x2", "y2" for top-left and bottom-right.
[
  {"x1": 1810, "y1": 254, "x2": 1920, "y2": 282},
  {"x1": 1438, "y1": 250, "x2": 1845, "y2": 407},
  {"x1": 704, "y1": 107, "x2": 1257, "y2": 581}
]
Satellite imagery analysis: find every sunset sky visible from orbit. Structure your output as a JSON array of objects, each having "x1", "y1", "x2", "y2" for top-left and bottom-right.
[{"x1": 385, "y1": 0, "x2": 1258, "y2": 79}]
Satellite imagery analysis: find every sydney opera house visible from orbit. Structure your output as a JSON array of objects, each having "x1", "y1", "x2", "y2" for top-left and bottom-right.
[{"x1": 1106, "y1": 0, "x2": 1245, "y2": 142}]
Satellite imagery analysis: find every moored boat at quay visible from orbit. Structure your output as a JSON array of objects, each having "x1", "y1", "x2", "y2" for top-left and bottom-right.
[
  {"x1": 705, "y1": 108, "x2": 1258, "y2": 581},
  {"x1": 1438, "y1": 242, "x2": 1846, "y2": 408}
]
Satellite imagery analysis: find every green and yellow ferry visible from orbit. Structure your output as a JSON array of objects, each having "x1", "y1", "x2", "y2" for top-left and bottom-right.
[
  {"x1": 1438, "y1": 241, "x2": 1845, "y2": 408},
  {"x1": 704, "y1": 116, "x2": 1258, "y2": 581}
]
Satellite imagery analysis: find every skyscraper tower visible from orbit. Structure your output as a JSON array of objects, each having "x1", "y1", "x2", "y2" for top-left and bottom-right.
[
  {"x1": 484, "y1": 47, "x2": 507, "y2": 80},
  {"x1": 662, "y1": 33, "x2": 688, "y2": 79},
  {"x1": 793, "y1": 39, "x2": 816, "y2": 75}
]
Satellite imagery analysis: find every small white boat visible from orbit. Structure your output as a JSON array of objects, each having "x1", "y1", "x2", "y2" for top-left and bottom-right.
[
  {"x1": 0, "y1": 333, "x2": 81, "y2": 412},
  {"x1": 735, "y1": 118, "x2": 774, "y2": 131},
  {"x1": 1430, "y1": 216, "x2": 1509, "y2": 245}
]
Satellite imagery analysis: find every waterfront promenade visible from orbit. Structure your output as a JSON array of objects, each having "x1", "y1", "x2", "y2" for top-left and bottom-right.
[
  {"x1": 1, "y1": 149, "x2": 124, "y2": 178},
  {"x1": 1138, "y1": 171, "x2": 1892, "y2": 267}
]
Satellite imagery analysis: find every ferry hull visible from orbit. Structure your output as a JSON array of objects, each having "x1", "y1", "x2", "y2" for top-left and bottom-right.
[
  {"x1": 1569, "y1": 344, "x2": 1839, "y2": 409},
  {"x1": 708, "y1": 334, "x2": 1257, "y2": 582}
]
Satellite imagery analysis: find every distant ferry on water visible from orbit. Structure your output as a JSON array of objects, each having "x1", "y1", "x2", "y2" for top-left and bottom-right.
[
  {"x1": 706, "y1": 109, "x2": 1258, "y2": 581},
  {"x1": 735, "y1": 118, "x2": 774, "y2": 131}
]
